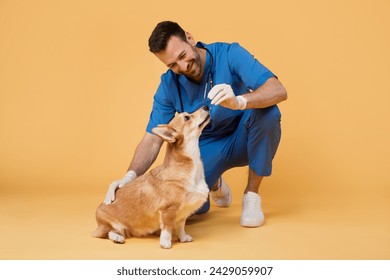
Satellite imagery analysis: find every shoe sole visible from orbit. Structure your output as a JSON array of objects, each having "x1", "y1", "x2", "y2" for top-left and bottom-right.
[{"x1": 240, "y1": 220, "x2": 264, "y2": 227}]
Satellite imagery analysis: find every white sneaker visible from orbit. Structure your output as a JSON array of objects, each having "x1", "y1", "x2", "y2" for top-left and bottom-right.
[
  {"x1": 240, "y1": 192, "x2": 264, "y2": 227},
  {"x1": 210, "y1": 177, "x2": 232, "y2": 207}
]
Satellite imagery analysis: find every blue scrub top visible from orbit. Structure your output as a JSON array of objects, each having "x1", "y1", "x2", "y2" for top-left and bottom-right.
[{"x1": 146, "y1": 41, "x2": 276, "y2": 139}]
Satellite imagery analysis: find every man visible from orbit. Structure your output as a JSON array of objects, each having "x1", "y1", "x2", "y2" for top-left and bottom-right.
[{"x1": 104, "y1": 21, "x2": 287, "y2": 227}]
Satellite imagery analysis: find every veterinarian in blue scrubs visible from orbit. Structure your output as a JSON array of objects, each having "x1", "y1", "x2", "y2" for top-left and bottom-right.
[{"x1": 104, "y1": 21, "x2": 287, "y2": 228}]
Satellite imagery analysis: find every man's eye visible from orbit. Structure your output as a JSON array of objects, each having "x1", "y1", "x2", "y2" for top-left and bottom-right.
[{"x1": 184, "y1": 115, "x2": 190, "y2": 121}]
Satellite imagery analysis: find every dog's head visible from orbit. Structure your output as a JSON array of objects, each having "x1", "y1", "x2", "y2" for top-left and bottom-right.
[{"x1": 152, "y1": 106, "x2": 210, "y2": 143}]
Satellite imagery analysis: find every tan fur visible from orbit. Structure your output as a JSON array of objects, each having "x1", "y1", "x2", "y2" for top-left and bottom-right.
[{"x1": 92, "y1": 106, "x2": 210, "y2": 249}]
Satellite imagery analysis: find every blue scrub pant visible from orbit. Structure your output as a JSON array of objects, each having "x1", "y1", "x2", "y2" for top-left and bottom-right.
[{"x1": 197, "y1": 105, "x2": 281, "y2": 214}]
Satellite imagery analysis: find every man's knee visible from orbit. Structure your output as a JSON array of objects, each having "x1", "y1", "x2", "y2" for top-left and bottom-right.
[{"x1": 246, "y1": 105, "x2": 281, "y2": 131}]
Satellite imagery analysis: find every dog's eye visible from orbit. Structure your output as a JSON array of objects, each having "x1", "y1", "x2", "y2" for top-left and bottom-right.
[{"x1": 184, "y1": 115, "x2": 190, "y2": 121}]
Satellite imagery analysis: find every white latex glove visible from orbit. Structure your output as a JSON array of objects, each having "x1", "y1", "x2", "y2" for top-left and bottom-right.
[
  {"x1": 208, "y1": 84, "x2": 247, "y2": 110},
  {"x1": 103, "y1": 170, "x2": 137, "y2": 205}
]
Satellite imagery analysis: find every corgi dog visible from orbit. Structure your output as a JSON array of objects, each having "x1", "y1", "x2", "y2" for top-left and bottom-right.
[{"x1": 92, "y1": 106, "x2": 210, "y2": 249}]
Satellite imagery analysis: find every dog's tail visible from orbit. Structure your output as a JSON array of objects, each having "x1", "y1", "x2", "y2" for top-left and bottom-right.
[{"x1": 91, "y1": 225, "x2": 110, "y2": 239}]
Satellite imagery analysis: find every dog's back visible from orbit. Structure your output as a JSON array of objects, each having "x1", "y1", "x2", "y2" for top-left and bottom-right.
[{"x1": 93, "y1": 106, "x2": 210, "y2": 248}]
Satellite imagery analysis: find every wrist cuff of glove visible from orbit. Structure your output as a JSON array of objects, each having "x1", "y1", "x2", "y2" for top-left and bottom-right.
[
  {"x1": 124, "y1": 170, "x2": 137, "y2": 180},
  {"x1": 236, "y1": 95, "x2": 247, "y2": 110}
]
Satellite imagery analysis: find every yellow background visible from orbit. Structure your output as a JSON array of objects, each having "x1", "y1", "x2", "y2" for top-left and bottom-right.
[{"x1": 0, "y1": 0, "x2": 389, "y2": 259}]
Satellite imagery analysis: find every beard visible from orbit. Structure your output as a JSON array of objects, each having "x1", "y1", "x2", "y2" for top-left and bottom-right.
[{"x1": 183, "y1": 46, "x2": 203, "y2": 82}]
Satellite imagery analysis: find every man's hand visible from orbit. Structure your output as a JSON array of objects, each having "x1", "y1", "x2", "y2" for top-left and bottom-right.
[
  {"x1": 208, "y1": 84, "x2": 247, "y2": 110},
  {"x1": 103, "y1": 170, "x2": 137, "y2": 205}
]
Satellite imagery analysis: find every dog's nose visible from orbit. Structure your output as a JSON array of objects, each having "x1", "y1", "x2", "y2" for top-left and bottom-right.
[{"x1": 202, "y1": 105, "x2": 209, "y2": 111}]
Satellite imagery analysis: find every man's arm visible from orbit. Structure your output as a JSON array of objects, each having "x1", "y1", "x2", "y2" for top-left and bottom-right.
[
  {"x1": 103, "y1": 132, "x2": 163, "y2": 205},
  {"x1": 126, "y1": 132, "x2": 164, "y2": 176},
  {"x1": 208, "y1": 77, "x2": 287, "y2": 110},
  {"x1": 241, "y1": 77, "x2": 287, "y2": 109}
]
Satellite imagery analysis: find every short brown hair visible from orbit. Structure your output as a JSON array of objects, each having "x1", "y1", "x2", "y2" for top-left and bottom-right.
[{"x1": 148, "y1": 21, "x2": 187, "y2": 53}]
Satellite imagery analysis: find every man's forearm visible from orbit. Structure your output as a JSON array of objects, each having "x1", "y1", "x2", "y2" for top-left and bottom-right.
[
  {"x1": 127, "y1": 133, "x2": 163, "y2": 176},
  {"x1": 243, "y1": 77, "x2": 287, "y2": 109}
]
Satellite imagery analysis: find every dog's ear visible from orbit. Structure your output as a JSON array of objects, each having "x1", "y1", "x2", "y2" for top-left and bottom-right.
[{"x1": 152, "y1": 125, "x2": 179, "y2": 143}]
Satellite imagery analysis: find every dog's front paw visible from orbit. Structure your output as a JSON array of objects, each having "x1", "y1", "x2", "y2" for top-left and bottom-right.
[
  {"x1": 179, "y1": 234, "x2": 193, "y2": 243},
  {"x1": 160, "y1": 229, "x2": 172, "y2": 249},
  {"x1": 160, "y1": 239, "x2": 172, "y2": 249}
]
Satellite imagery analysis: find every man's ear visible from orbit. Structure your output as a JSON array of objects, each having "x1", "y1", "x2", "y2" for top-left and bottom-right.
[
  {"x1": 185, "y1": 32, "x2": 196, "y2": 46},
  {"x1": 152, "y1": 125, "x2": 178, "y2": 143}
]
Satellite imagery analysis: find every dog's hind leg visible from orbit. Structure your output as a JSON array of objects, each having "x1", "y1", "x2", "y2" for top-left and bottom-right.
[
  {"x1": 108, "y1": 222, "x2": 126, "y2": 244},
  {"x1": 177, "y1": 219, "x2": 193, "y2": 243},
  {"x1": 91, "y1": 224, "x2": 110, "y2": 239},
  {"x1": 108, "y1": 231, "x2": 125, "y2": 244}
]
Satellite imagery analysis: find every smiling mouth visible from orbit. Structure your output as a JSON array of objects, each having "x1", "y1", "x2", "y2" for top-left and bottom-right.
[{"x1": 186, "y1": 61, "x2": 201, "y2": 78}]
